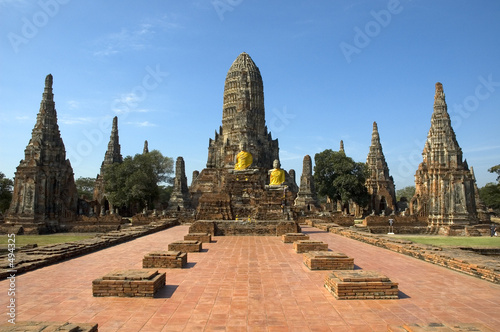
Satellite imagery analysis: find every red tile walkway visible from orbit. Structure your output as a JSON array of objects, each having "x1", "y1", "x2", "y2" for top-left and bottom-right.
[{"x1": 2, "y1": 224, "x2": 500, "y2": 331}]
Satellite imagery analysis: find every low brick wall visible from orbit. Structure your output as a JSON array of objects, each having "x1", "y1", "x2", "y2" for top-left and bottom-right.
[
  {"x1": 168, "y1": 240, "x2": 202, "y2": 252},
  {"x1": 328, "y1": 226, "x2": 500, "y2": 284},
  {"x1": 281, "y1": 233, "x2": 309, "y2": 243},
  {"x1": 324, "y1": 270, "x2": 399, "y2": 300},
  {"x1": 0, "y1": 321, "x2": 98, "y2": 332},
  {"x1": 293, "y1": 240, "x2": 328, "y2": 253},
  {"x1": 93, "y1": 269, "x2": 166, "y2": 297},
  {"x1": 143, "y1": 251, "x2": 187, "y2": 268},
  {"x1": 189, "y1": 220, "x2": 300, "y2": 236},
  {"x1": 184, "y1": 233, "x2": 211, "y2": 243},
  {"x1": 303, "y1": 251, "x2": 354, "y2": 270}
]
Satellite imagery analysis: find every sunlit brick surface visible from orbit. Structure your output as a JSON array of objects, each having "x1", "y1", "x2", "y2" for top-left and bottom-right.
[{"x1": 2, "y1": 225, "x2": 500, "y2": 331}]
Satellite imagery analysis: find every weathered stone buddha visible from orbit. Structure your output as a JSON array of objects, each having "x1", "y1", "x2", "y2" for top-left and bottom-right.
[{"x1": 269, "y1": 159, "x2": 285, "y2": 186}]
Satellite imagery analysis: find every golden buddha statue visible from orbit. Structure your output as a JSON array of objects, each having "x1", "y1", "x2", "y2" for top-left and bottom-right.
[
  {"x1": 234, "y1": 145, "x2": 253, "y2": 170},
  {"x1": 269, "y1": 159, "x2": 285, "y2": 185}
]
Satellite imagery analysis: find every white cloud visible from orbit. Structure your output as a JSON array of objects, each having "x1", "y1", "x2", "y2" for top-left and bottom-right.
[
  {"x1": 15, "y1": 115, "x2": 31, "y2": 121},
  {"x1": 126, "y1": 121, "x2": 157, "y2": 127},
  {"x1": 58, "y1": 116, "x2": 93, "y2": 125}
]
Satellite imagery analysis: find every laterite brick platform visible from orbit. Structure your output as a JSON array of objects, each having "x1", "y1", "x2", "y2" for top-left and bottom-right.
[
  {"x1": 281, "y1": 232, "x2": 309, "y2": 243},
  {"x1": 324, "y1": 270, "x2": 399, "y2": 300},
  {"x1": 303, "y1": 251, "x2": 354, "y2": 270},
  {"x1": 293, "y1": 239, "x2": 328, "y2": 253},
  {"x1": 0, "y1": 321, "x2": 98, "y2": 332},
  {"x1": 92, "y1": 269, "x2": 166, "y2": 297},
  {"x1": 168, "y1": 240, "x2": 202, "y2": 252},
  {"x1": 184, "y1": 232, "x2": 212, "y2": 243},
  {"x1": 143, "y1": 251, "x2": 187, "y2": 268}
]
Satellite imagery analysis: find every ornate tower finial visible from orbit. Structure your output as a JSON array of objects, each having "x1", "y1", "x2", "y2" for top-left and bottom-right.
[
  {"x1": 339, "y1": 140, "x2": 345, "y2": 153},
  {"x1": 143, "y1": 140, "x2": 149, "y2": 154}
]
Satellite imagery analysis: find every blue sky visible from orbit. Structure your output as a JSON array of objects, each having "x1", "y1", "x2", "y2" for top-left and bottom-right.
[{"x1": 1, "y1": 0, "x2": 499, "y2": 190}]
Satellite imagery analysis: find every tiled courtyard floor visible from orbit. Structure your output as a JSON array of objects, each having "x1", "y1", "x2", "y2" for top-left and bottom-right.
[{"x1": 2, "y1": 224, "x2": 500, "y2": 331}]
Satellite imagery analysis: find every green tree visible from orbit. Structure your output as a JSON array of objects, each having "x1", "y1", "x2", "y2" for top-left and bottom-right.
[
  {"x1": 479, "y1": 183, "x2": 500, "y2": 211},
  {"x1": 313, "y1": 149, "x2": 369, "y2": 207},
  {"x1": 396, "y1": 186, "x2": 416, "y2": 202},
  {"x1": 104, "y1": 150, "x2": 174, "y2": 211},
  {"x1": 489, "y1": 164, "x2": 500, "y2": 182},
  {"x1": 75, "y1": 176, "x2": 95, "y2": 199},
  {"x1": 0, "y1": 172, "x2": 14, "y2": 213}
]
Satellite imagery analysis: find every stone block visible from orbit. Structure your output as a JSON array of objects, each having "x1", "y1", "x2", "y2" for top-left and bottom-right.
[
  {"x1": 293, "y1": 240, "x2": 328, "y2": 253},
  {"x1": 303, "y1": 251, "x2": 354, "y2": 270},
  {"x1": 92, "y1": 269, "x2": 165, "y2": 297},
  {"x1": 281, "y1": 232, "x2": 309, "y2": 243},
  {"x1": 168, "y1": 240, "x2": 202, "y2": 252},
  {"x1": 143, "y1": 251, "x2": 187, "y2": 268},
  {"x1": 324, "y1": 270, "x2": 398, "y2": 300},
  {"x1": 0, "y1": 321, "x2": 98, "y2": 332},
  {"x1": 184, "y1": 232, "x2": 212, "y2": 243}
]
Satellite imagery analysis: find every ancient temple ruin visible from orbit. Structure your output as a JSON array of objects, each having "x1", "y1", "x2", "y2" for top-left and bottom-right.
[
  {"x1": 410, "y1": 82, "x2": 478, "y2": 226},
  {"x1": 190, "y1": 52, "x2": 297, "y2": 220},
  {"x1": 93, "y1": 116, "x2": 122, "y2": 215},
  {"x1": 294, "y1": 155, "x2": 318, "y2": 211},
  {"x1": 365, "y1": 122, "x2": 396, "y2": 215},
  {"x1": 5, "y1": 74, "x2": 78, "y2": 231},
  {"x1": 168, "y1": 157, "x2": 191, "y2": 211}
]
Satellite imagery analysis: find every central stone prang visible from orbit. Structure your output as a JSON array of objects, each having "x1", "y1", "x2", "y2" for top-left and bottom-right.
[{"x1": 92, "y1": 269, "x2": 166, "y2": 297}]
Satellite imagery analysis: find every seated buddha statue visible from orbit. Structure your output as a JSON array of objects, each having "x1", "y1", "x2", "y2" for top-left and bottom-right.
[
  {"x1": 269, "y1": 159, "x2": 285, "y2": 185},
  {"x1": 234, "y1": 144, "x2": 253, "y2": 170}
]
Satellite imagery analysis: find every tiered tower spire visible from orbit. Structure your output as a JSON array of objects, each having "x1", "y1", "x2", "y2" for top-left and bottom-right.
[
  {"x1": 410, "y1": 83, "x2": 478, "y2": 225},
  {"x1": 206, "y1": 52, "x2": 279, "y2": 169},
  {"x1": 7, "y1": 74, "x2": 78, "y2": 230},
  {"x1": 294, "y1": 155, "x2": 318, "y2": 210},
  {"x1": 168, "y1": 157, "x2": 191, "y2": 211},
  {"x1": 365, "y1": 121, "x2": 396, "y2": 214}
]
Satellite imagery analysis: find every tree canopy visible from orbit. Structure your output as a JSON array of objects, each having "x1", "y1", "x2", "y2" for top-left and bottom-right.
[
  {"x1": 479, "y1": 183, "x2": 500, "y2": 211},
  {"x1": 104, "y1": 150, "x2": 174, "y2": 211},
  {"x1": 0, "y1": 172, "x2": 14, "y2": 213},
  {"x1": 396, "y1": 186, "x2": 415, "y2": 202},
  {"x1": 489, "y1": 164, "x2": 500, "y2": 182},
  {"x1": 75, "y1": 177, "x2": 95, "y2": 199},
  {"x1": 313, "y1": 149, "x2": 369, "y2": 207}
]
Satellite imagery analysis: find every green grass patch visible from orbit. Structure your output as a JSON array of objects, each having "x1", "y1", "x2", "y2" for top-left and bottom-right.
[
  {"x1": 392, "y1": 235, "x2": 500, "y2": 248},
  {"x1": 0, "y1": 233, "x2": 97, "y2": 247}
]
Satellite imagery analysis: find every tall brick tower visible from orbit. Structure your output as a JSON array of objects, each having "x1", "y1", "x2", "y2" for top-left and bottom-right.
[
  {"x1": 365, "y1": 122, "x2": 396, "y2": 214},
  {"x1": 410, "y1": 82, "x2": 478, "y2": 226},
  {"x1": 190, "y1": 53, "x2": 296, "y2": 220},
  {"x1": 206, "y1": 52, "x2": 279, "y2": 169},
  {"x1": 6, "y1": 74, "x2": 78, "y2": 231},
  {"x1": 93, "y1": 116, "x2": 123, "y2": 214}
]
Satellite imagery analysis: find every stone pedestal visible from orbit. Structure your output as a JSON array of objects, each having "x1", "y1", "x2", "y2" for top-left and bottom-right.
[
  {"x1": 324, "y1": 270, "x2": 398, "y2": 300},
  {"x1": 168, "y1": 240, "x2": 202, "y2": 252},
  {"x1": 281, "y1": 232, "x2": 309, "y2": 243},
  {"x1": 303, "y1": 251, "x2": 354, "y2": 270},
  {"x1": 143, "y1": 251, "x2": 187, "y2": 268},
  {"x1": 184, "y1": 233, "x2": 211, "y2": 243},
  {"x1": 92, "y1": 269, "x2": 166, "y2": 297},
  {"x1": 293, "y1": 240, "x2": 328, "y2": 253}
]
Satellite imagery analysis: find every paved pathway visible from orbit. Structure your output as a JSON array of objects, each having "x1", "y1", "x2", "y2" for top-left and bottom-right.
[{"x1": 1, "y1": 225, "x2": 500, "y2": 331}]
